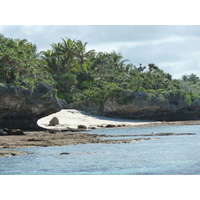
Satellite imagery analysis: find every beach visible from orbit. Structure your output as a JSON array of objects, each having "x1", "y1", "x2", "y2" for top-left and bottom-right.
[
  {"x1": 1, "y1": 109, "x2": 200, "y2": 156},
  {"x1": 37, "y1": 109, "x2": 200, "y2": 130},
  {"x1": 0, "y1": 109, "x2": 158, "y2": 152},
  {"x1": 37, "y1": 109, "x2": 160, "y2": 129}
]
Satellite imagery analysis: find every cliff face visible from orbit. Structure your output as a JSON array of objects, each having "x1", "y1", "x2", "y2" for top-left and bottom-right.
[
  {"x1": 103, "y1": 91, "x2": 200, "y2": 121},
  {"x1": 0, "y1": 83, "x2": 64, "y2": 130},
  {"x1": 76, "y1": 90, "x2": 200, "y2": 121}
]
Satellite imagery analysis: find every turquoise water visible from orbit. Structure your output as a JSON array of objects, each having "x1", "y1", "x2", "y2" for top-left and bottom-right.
[{"x1": 0, "y1": 125, "x2": 200, "y2": 175}]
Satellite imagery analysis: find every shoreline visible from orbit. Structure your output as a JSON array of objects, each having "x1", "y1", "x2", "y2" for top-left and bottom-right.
[
  {"x1": 37, "y1": 109, "x2": 200, "y2": 130},
  {"x1": 37, "y1": 109, "x2": 160, "y2": 130},
  {"x1": 1, "y1": 109, "x2": 200, "y2": 157},
  {"x1": 0, "y1": 119, "x2": 199, "y2": 155}
]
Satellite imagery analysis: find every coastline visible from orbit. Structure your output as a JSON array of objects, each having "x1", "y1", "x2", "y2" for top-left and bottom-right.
[
  {"x1": 1, "y1": 109, "x2": 200, "y2": 156},
  {"x1": 37, "y1": 109, "x2": 200, "y2": 130},
  {"x1": 37, "y1": 109, "x2": 161, "y2": 130}
]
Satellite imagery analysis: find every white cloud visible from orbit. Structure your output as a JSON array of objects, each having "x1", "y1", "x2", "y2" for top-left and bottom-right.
[
  {"x1": 159, "y1": 60, "x2": 200, "y2": 79},
  {"x1": 20, "y1": 25, "x2": 44, "y2": 35},
  {"x1": 1, "y1": 25, "x2": 200, "y2": 78}
]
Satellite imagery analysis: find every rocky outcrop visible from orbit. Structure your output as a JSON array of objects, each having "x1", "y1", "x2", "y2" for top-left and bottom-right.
[
  {"x1": 49, "y1": 117, "x2": 59, "y2": 126},
  {"x1": 0, "y1": 150, "x2": 26, "y2": 157},
  {"x1": 1, "y1": 128, "x2": 25, "y2": 135},
  {"x1": 76, "y1": 90, "x2": 200, "y2": 121},
  {"x1": 102, "y1": 91, "x2": 200, "y2": 121},
  {"x1": 0, "y1": 83, "x2": 65, "y2": 130},
  {"x1": 77, "y1": 125, "x2": 87, "y2": 129},
  {"x1": 67, "y1": 100, "x2": 101, "y2": 115}
]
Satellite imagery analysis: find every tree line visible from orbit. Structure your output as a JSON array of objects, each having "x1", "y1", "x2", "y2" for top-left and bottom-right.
[{"x1": 1, "y1": 34, "x2": 200, "y2": 105}]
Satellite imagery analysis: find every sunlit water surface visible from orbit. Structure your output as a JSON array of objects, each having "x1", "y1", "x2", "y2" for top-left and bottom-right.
[{"x1": 1, "y1": 125, "x2": 200, "y2": 175}]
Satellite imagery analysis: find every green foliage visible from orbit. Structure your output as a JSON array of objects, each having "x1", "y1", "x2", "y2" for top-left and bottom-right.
[
  {"x1": 0, "y1": 34, "x2": 54, "y2": 88},
  {"x1": 185, "y1": 92, "x2": 200, "y2": 104},
  {"x1": 1, "y1": 34, "x2": 200, "y2": 106},
  {"x1": 41, "y1": 91, "x2": 51, "y2": 99},
  {"x1": 181, "y1": 73, "x2": 200, "y2": 84}
]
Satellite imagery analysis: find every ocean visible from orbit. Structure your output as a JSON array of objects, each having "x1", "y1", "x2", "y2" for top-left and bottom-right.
[{"x1": 0, "y1": 125, "x2": 200, "y2": 175}]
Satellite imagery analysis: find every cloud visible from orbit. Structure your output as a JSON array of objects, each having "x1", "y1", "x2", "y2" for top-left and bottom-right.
[
  {"x1": 0, "y1": 25, "x2": 200, "y2": 78},
  {"x1": 20, "y1": 25, "x2": 44, "y2": 35},
  {"x1": 81, "y1": 25, "x2": 168, "y2": 44},
  {"x1": 117, "y1": 32, "x2": 200, "y2": 78},
  {"x1": 0, "y1": 25, "x2": 85, "y2": 50}
]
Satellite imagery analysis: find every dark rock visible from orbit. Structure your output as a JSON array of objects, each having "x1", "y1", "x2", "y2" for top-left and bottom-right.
[
  {"x1": 49, "y1": 117, "x2": 59, "y2": 126},
  {"x1": 70, "y1": 129, "x2": 77, "y2": 132},
  {"x1": 0, "y1": 83, "x2": 62, "y2": 130},
  {"x1": 71, "y1": 128, "x2": 80, "y2": 132},
  {"x1": 11, "y1": 129, "x2": 25, "y2": 135},
  {"x1": 0, "y1": 131, "x2": 5, "y2": 136},
  {"x1": 78, "y1": 125, "x2": 87, "y2": 129},
  {"x1": 61, "y1": 128, "x2": 77, "y2": 132},
  {"x1": 48, "y1": 130, "x2": 57, "y2": 134},
  {"x1": 60, "y1": 152, "x2": 70, "y2": 155},
  {"x1": 0, "y1": 150, "x2": 26, "y2": 157},
  {"x1": 105, "y1": 124, "x2": 116, "y2": 128},
  {"x1": 102, "y1": 90, "x2": 200, "y2": 121},
  {"x1": 153, "y1": 132, "x2": 196, "y2": 136},
  {"x1": 3, "y1": 128, "x2": 25, "y2": 135},
  {"x1": 60, "y1": 129, "x2": 70, "y2": 132},
  {"x1": 3, "y1": 128, "x2": 9, "y2": 133},
  {"x1": 77, "y1": 90, "x2": 200, "y2": 121},
  {"x1": 27, "y1": 138, "x2": 41, "y2": 141},
  {"x1": 60, "y1": 128, "x2": 79, "y2": 132},
  {"x1": 59, "y1": 99, "x2": 68, "y2": 109},
  {"x1": 90, "y1": 127, "x2": 96, "y2": 129}
]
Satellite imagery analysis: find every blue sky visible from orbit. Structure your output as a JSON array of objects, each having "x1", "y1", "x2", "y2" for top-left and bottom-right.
[{"x1": 1, "y1": 25, "x2": 200, "y2": 79}]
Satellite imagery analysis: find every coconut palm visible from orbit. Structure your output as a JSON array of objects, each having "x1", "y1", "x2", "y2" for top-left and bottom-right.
[
  {"x1": 108, "y1": 51, "x2": 129, "y2": 71},
  {"x1": 73, "y1": 40, "x2": 95, "y2": 72}
]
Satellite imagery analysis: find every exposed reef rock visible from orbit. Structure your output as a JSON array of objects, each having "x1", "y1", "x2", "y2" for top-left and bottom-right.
[
  {"x1": 1, "y1": 128, "x2": 25, "y2": 135},
  {"x1": 0, "y1": 83, "x2": 65, "y2": 130},
  {"x1": 0, "y1": 150, "x2": 26, "y2": 157}
]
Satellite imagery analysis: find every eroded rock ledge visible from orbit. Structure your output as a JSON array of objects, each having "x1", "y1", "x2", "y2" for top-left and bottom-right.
[
  {"x1": 0, "y1": 122, "x2": 196, "y2": 156},
  {"x1": 103, "y1": 91, "x2": 200, "y2": 120},
  {"x1": 0, "y1": 130, "x2": 195, "y2": 150},
  {"x1": 0, "y1": 83, "x2": 66, "y2": 130},
  {"x1": 78, "y1": 91, "x2": 200, "y2": 121}
]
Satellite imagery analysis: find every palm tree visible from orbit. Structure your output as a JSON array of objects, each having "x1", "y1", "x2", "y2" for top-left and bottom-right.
[
  {"x1": 41, "y1": 50, "x2": 57, "y2": 74},
  {"x1": 73, "y1": 40, "x2": 95, "y2": 72},
  {"x1": 89, "y1": 52, "x2": 112, "y2": 83},
  {"x1": 108, "y1": 51, "x2": 129, "y2": 71},
  {"x1": 148, "y1": 63, "x2": 160, "y2": 73},
  {"x1": 41, "y1": 49, "x2": 64, "y2": 89}
]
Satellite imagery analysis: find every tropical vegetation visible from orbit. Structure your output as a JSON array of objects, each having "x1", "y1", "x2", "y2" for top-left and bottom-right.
[{"x1": 1, "y1": 34, "x2": 200, "y2": 106}]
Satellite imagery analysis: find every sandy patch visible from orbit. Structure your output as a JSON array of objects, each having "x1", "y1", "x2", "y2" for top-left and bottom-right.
[{"x1": 37, "y1": 109, "x2": 159, "y2": 130}]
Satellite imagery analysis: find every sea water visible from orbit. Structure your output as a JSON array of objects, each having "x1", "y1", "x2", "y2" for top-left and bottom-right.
[{"x1": 0, "y1": 125, "x2": 200, "y2": 175}]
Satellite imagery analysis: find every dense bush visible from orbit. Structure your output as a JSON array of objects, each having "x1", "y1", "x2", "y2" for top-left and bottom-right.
[
  {"x1": 1, "y1": 34, "x2": 200, "y2": 105},
  {"x1": 0, "y1": 34, "x2": 54, "y2": 88}
]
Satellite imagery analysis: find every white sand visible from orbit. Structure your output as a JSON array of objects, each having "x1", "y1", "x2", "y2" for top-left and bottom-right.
[{"x1": 37, "y1": 109, "x2": 160, "y2": 130}]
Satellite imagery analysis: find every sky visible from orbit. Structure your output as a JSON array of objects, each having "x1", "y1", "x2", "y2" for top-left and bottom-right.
[{"x1": 1, "y1": 25, "x2": 200, "y2": 79}]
